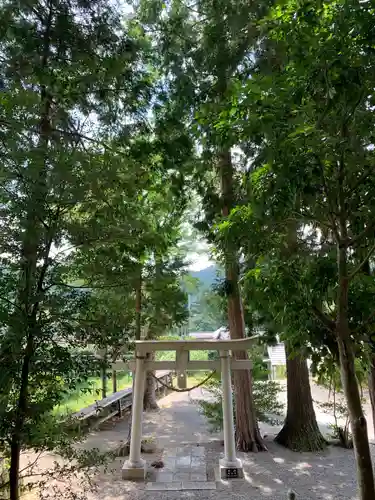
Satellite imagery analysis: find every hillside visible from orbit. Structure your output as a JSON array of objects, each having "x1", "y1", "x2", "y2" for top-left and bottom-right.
[{"x1": 189, "y1": 264, "x2": 224, "y2": 291}]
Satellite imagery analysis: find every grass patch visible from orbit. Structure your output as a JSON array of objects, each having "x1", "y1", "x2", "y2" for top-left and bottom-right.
[
  {"x1": 187, "y1": 372, "x2": 210, "y2": 385},
  {"x1": 156, "y1": 351, "x2": 176, "y2": 361},
  {"x1": 56, "y1": 371, "x2": 133, "y2": 415},
  {"x1": 189, "y1": 350, "x2": 209, "y2": 360}
]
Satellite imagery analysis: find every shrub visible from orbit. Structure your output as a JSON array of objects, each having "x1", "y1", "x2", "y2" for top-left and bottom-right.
[{"x1": 197, "y1": 375, "x2": 284, "y2": 432}]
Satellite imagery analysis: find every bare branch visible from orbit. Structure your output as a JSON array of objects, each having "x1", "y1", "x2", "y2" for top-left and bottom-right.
[
  {"x1": 349, "y1": 221, "x2": 375, "y2": 247},
  {"x1": 315, "y1": 155, "x2": 341, "y2": 243},
  {"x1": 311, "y1": 305, "x2": 336, "y2": 332},
  {"x1": 348, "y1": 242, "x2": 375, "y2": 281},
  {"x1": 49, "y1": 281, "x2": 130, "y2": 290},
  {"x1": 0, "y1": 294, "x2": 22, "y2": 312},
  {"x1": 52, "y1": 128, "x2": 112, "y2": 151},
  {"x1": 346, "y1": 167, "x2": 374, "y2": 198},
  {"x1": 352, "y1": 311, "x2": 375, "y2": 334},
  {"x1": 290, "y1": 211, "x2": 334, "y2": 231}
]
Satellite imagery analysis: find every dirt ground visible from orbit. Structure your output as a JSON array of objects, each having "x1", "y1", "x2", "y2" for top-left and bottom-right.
[{"x1": 20, "y1": 381, "x2": 373, "y2": 500}]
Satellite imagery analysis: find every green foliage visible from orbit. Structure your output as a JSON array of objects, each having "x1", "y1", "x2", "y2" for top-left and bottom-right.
[
  {"x1": 198, "y1": 376, "x2": 284, "y2": 432},
  {"x1": 198, "y1": 348, "x2": 284, "y2": 431},
  {"x1": 188, "y1": 286, "x2": 227, "y2": 332},
  {"x1": 1, "y1": 0, "x2": 375, "y2": 496},
  {"x1": 56, "y1": 372, "x2": 133, "y2": 415},
  {"x1": 250, "y1": 344, "x2": 269, "y2": 381},
  {"x1": 314, "y1": 357, "x2": 367, "y2": 395}
]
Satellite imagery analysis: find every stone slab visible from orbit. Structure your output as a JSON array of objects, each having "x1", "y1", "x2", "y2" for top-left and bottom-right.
[
  {"x1": 155, "y1": 472, "x2": 174, "y2": 482},
  {"x1": 176, "y1": 456, "x2": 191, "y2": 467},
  {"x1": 147, "y1": 445, "x2": 210, "y2": 488},
  {"x1": 190, "y1": 473, "x2": 207, "y2": 481},
  {"x1": 191, "y1": 456, "x2": 205, "y2": 466},
  {"x1": 190, "y1": 466, "x2": 206, "y2": 474},
  {"x1": 181, "y1": 481, "x2": 216, "y2": 490},
  {"x1": 191, "y1": 446, "x2": 205, "y2": 457},
  {"x1": 146, "y1": 481, "x2": 216, "y2": 491},
  {"x1": 146, "y1": 482, "x2": 182, "y2": 491}
]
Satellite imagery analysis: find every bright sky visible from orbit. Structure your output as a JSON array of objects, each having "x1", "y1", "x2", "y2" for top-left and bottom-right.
[{"x1": 188, "y1": 251, "x2": 213, "y2": 271}]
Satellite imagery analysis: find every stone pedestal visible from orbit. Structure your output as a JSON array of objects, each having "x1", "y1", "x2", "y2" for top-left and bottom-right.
[
  {"x1": 122, "y1": 459, "x2": 146, "y2": 480},
  {"x1": 219, "y1": 458, "x2": 244, "y2": 479}
]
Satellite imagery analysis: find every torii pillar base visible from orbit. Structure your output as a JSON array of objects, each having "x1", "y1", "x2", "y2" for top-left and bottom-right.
[
  {"x1": 219, "y1": 458, "x2": 244, "y2": 480},
  {"x1": 122, "y1": 459, "x2": 146, "y2": 480}
]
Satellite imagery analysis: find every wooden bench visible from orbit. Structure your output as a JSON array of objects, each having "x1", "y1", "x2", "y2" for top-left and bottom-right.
[{"x1": 72, "y1": 370, "x2": 172, "y2": 429}]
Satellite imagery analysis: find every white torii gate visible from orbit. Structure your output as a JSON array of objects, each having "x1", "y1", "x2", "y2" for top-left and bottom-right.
[{"x1": 117, "y1": 337, "x2": 256, "y2": 481}]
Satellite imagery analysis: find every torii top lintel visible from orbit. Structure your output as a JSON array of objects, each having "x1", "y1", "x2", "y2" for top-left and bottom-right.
[{"x1": 134, "y1": 336, "x2": 259, "y2": 354}]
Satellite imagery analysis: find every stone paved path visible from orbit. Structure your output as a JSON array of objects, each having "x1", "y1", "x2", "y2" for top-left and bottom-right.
[{"x1": 146, "y1": 444, "x2": 216, "y2": 491}]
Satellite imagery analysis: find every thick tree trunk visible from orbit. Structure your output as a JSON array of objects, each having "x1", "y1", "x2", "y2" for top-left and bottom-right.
[
  {"x1": 143, "y1": 352, "x2": 158, "y2": 411},
  {"x1": 368, "y1": 356, "x2": 375, "y2": 439},
  {"x1": 337, "y1": 243, "x2": 375, "y2": 500},
  {"x1": 275, "y1": 343, "x2": 326, "y2": 451},
  {"x1": 220, "y1": 150, "x2": 265, "y2": 452}
]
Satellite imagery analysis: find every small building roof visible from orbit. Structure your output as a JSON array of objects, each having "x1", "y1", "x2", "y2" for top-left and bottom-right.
[{"x1": 188, "y1": 327, "x2": 230, "y2": 340}]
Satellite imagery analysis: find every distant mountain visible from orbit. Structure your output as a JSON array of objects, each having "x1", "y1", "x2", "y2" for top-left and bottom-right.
[{"x1": 189, "y1": 264, "x2": 224, "y2": 292}]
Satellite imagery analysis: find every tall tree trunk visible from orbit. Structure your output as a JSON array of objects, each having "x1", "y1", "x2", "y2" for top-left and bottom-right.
[
  {"x1": 368, "y1": 357, "x2": 375, "y2": 440},
  {"x1": 9, "y1": 335, "x2": 34, "y2": 500},
  {"x1": 143, "y1": 256, "x2": 163, "y2": 411},
  {"x1": 337, "y1": 242, "x2": 375, "y2": 500},
  {"x1": 143, "y1": 352, "x2": 158, "y2": 411},
  {"x1": 101, "y1": 362, "x2": 107, "y2": 399},
  {"x1": 220, "y1": 150, "x2": 265, "y2": 452},
  {"x1": 112, "y1": 369, "x2": 117, "y2": 393},
  {"x1": 275, "y1": 342, "x2": 326, "y2": 451},
  {"x1": 359, "y1": 254, "x2": 375, "y2": 440},
  {"x1": 9, "y1": 5, "x2": 53, "y2": 497}
]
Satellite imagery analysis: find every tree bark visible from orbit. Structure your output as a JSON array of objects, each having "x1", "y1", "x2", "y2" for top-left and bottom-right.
[
  {"x1": 275, "y1": 343, "x2": 326, "y2": 451},
  {"x1": 368, "y1": 356, "x2": 375, "y2": 439},
  {"x1": 101, "y1": 348, "x2": 108, "y2": 398},
  {"x1": 112, "y1": 369, "x2": 117, "y2": 393},
  {"x1": 101, "y1": 365, "x2": 107, "y2": 399},
  {"x1": 220, "y1": 150, "x2": 265, "y2": 452},
  {"x1": 359, "y1": 254, "x2": 375, "y2": 440},
  {"x1": 143, "y1": 352, "x2": 159, "y2": 411},
  {"x1": 337, "y1": 243, "x2": 375, "y2": 499}
]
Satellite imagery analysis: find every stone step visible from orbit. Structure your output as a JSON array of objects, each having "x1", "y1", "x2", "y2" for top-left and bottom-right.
[{"x1": 146, "y1": 481, "x2": 216, "y2": 491}]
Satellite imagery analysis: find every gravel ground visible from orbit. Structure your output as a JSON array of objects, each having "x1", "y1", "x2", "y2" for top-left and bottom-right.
[
  {"x1": 88, "y1": 435, "x2": 364, "y2": 500},
  {"x1": 24, "y1": 382, "x2": 373, "y2": 500}
]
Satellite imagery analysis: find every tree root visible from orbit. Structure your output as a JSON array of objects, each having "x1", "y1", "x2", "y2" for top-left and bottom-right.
[{"x1": 275, "y1": 423, "x2": 327, "y2": 452}]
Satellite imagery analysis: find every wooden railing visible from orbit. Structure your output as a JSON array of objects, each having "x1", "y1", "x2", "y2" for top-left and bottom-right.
[{"x1": 72, "y1": 370, "x2": 172, "y2": 428}]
